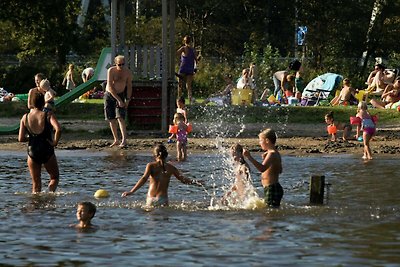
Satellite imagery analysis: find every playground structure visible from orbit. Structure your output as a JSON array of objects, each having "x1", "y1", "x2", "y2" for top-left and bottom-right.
[{"x1": 0, "y1": 0, "x2": 177, "y2": 135}]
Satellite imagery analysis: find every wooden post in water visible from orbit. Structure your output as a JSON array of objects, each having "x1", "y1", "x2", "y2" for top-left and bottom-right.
[{"x1": 309, "y1": 175, "x2": 325, "y2": 205}]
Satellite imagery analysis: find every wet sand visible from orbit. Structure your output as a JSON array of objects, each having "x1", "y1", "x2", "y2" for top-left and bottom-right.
[{"x1": 1, "y1": 118, "x2": 399, "y2": 157}]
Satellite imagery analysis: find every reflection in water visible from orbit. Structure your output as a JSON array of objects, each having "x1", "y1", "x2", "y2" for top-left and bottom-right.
[{"x1": 0, "y1": 151, "x2": 399, "y2": 266}]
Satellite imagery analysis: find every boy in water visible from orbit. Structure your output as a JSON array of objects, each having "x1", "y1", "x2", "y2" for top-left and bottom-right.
[
  {"x1": 121, "y1": 144, "x2": 203, "y2": 207},
  {"x1": 73, "y1": 202, "x2": 97, "y2": 229},
  {"x1": 243, "y1": 128, "x2": 283, "y2": 207}
]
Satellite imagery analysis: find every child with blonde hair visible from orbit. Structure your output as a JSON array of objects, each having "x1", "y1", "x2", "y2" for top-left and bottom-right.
[
  {"x1": 168, "y1": 112, "x2": 189, "y2": 161},
  {"x1": 40, "y1": 79, "x2": 56, "y2": 112},
  {"x1": 243, "y1": 128, "x2": 283, "y2": 207},
  {"x1": 356, "y1": 101, "x2": 376, "y2": 160}
]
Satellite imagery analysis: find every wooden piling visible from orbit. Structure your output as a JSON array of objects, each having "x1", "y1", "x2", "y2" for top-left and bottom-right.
[{"x1": 309, "y1": 175, "x2": 325, "y2": 205}]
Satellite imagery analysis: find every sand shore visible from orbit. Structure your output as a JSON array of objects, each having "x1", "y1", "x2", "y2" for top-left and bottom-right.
[{"x1": 1, "y1": 118, "x2": 399, "y2": 157}]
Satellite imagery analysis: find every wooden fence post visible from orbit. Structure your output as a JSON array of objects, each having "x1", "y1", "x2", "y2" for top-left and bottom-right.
[{"x1": 309, "y1": 175, "x2": 325, "y2": 205}]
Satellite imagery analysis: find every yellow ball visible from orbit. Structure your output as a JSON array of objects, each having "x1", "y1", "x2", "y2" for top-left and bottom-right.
[{"x1": 94, "y1": 189, "x2": 109, "y2": 198}]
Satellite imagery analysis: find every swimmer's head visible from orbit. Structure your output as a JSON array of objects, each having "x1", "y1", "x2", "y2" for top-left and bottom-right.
[
  {"x1": 231, "y1": 144, "x2": 244, "y2": 163},
  {"x1": 259, "y1": 128, "x2": 277, "y2": 145},
  {"x1": 77, "y1": 202, "x2": 96, "y2": 221},
  {"x1": 153, "y1": 144, "x2": 168, "y2": 160},
  {"x1": 32, "y1": 92, "x2": 45, "y2": 109}
]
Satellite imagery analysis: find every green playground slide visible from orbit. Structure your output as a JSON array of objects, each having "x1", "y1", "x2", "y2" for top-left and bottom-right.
[{"x1": 0, "y1": 47, "x2": 111, "y2": 135}]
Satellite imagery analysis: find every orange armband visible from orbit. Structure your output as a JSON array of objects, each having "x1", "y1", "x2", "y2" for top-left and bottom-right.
[
  {"x1": 169, "y1": 125, "x2": 178, "y2": 134},
  {"x1": 187, "y1": 123, "x2": 192, "y2": 133},
  {"x1": 350, "y1": 116, "x2": 361, "y2": 125},
  {"x1": 327, "y1": 125, "x2": 337, "y2": 134}
]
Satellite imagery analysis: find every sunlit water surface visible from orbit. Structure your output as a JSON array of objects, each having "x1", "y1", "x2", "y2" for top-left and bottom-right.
[{"x1": 0, "y1": 149, "x2": 399, "y2": 266}]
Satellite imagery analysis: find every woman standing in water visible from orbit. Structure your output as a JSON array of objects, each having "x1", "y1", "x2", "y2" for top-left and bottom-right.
[{"x1": 18, "y1": 92, "x2": 61, "y2": 193}]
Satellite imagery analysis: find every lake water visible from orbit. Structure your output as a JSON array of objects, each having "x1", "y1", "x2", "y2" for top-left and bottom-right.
[{"x1": 0, "y1": 149, "x2": 399, "y2": 266}]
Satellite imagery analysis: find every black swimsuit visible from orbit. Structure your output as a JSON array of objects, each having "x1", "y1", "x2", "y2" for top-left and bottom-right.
[{"x1": 25, "y1": 113, "x2": 54, "y2": 164}]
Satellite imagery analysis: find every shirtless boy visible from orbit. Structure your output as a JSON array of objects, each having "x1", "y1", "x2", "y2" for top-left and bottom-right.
[
  {"x1": 105, "y1": 55, "x2": 133, "y2": 148},
  {"x1": 72, "y1": 202, "x2": 97, "y2": 230},
  {"x1": 243, "y1": 128, "x2": 283, "y2": 207},
  {"x1": 121, "y1": 144, "x2": 203, "y2": 207}
]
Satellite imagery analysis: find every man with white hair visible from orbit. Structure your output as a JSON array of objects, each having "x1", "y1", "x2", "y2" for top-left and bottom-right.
[{"x1": 104, "y1": 55, "x2": 133, "y2": 148}]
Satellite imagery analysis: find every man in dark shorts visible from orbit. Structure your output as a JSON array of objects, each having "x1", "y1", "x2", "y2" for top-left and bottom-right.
[{"x1": 104, "y1": 55, "x2": 132, "y2": 148}]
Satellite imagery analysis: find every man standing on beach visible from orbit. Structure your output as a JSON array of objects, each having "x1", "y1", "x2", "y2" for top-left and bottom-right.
[{"x1": 104, "y1": 55, "x2": 132, "y2": 148}]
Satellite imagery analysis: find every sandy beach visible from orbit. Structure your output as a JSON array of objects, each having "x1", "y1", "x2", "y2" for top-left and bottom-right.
[{"x1": 1, "y1": 118, "x2": 399, "y2": 157}]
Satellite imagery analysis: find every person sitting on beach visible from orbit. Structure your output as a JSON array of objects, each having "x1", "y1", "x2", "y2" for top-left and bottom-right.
[
  {"x1": 365, "y1": 64, "x2": 390, "y2": 97},
  {"x1": 72, "y1": 202, "x2": 98, "y2": 230},
  {"x1": 168, "y1": 113, "x2": 189, "y2": 162},
  {"x1": 355, "y1": 101, "x2": 376, "y2": 160},
  {"x1": 176, "y1": 96, "x2": 188, "y2": 123},
  {"x1": 370, "y1": 77, "x2": 400, "y2": 109},
  {"x1": 237, "y1": 68, "x2": 255, "y2": 90},
  {"x1": 202, "y1": 74, "x2": 235, "y2": 106},
  {"x1": 221, "y1": 144, "x2": 254, "y2": 206},
  {"x1": 39, "y1": 79, "x2": 56, "y2": 113},
  {"x1": 18, "y1": 91, "x2": 61, "y2": 193},
  {"x1": 0, "y1": 88, "x2": 15, "y2": 102},
  {"x1": 243, "y1": 128, "x2": 283, "y2": 208},
  {"x1": 330, "y1": 78, "x2": 357, "y2": 106},
  {"x1": 121, "y1": 144, "x2": 203, "y2": 207},
  {"x1": 324, "y1": 111, "x2": 352, "y2": 141}
]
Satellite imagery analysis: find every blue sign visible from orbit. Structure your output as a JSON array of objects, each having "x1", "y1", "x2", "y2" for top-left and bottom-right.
[{"x1": 297, "y1": 26, "x2": 308, "y2": 46}]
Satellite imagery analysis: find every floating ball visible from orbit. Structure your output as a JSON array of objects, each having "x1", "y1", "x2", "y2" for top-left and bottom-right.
[{"x1": 94, "y1": 189, "x2": 109, "y2": 198}]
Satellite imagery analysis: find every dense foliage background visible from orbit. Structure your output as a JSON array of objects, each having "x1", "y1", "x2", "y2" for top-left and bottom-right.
[{"x1": 0, "y1": 0, "x2": 399, "y2": 97}]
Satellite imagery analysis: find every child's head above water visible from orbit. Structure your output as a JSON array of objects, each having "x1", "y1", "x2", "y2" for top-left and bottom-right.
[
  {"x1": 153, "y1": 144, "x2": 168, "y2": 160},
  {"x1": 259, "y1": 128, "x2": 277, "y2": 145},
  {"x1": 231, "y1": 143, "x2": 246, "y2": 164},
  {"x1": 77, "y1": 202, "x2": 96, "y2": 222}
]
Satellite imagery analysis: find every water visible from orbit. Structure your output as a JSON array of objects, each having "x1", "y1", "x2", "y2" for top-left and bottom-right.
[{"x1": 0, "y1": 150, "x2": 399, "y2": 266}]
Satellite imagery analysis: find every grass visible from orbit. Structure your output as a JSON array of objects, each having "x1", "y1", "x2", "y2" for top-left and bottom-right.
[{"x1": 1, "y1": 100, "x2": 399, "y2": 125}]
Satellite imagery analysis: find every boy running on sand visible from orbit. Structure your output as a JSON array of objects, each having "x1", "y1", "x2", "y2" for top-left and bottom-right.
[{"x1": 243, "y1": 128, "x2": 283, "y2": 207}]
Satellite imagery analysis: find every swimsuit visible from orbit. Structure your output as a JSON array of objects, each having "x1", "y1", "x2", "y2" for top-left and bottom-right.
[
  {"x1": 264, "y1": 182, "x2": 284, "y2": 207},
  {"x1": 179, "y1": 47, "x2": 195, "y2": 75},
  {"x1": 176, "y1": 128, "x2": 187, "y2": 145},
  {"x1": 104, "y1": 91, "x2": 127, "y2": 120},
  {"x1": 361, "y1": 117, "x2": 376, "y2": 136},
  {"x1": 146, "y1": 195, "x2": 169, "y2": 207},
  {"x1": 25, "y1": 113, "x2": 55, "y2": 164}
]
